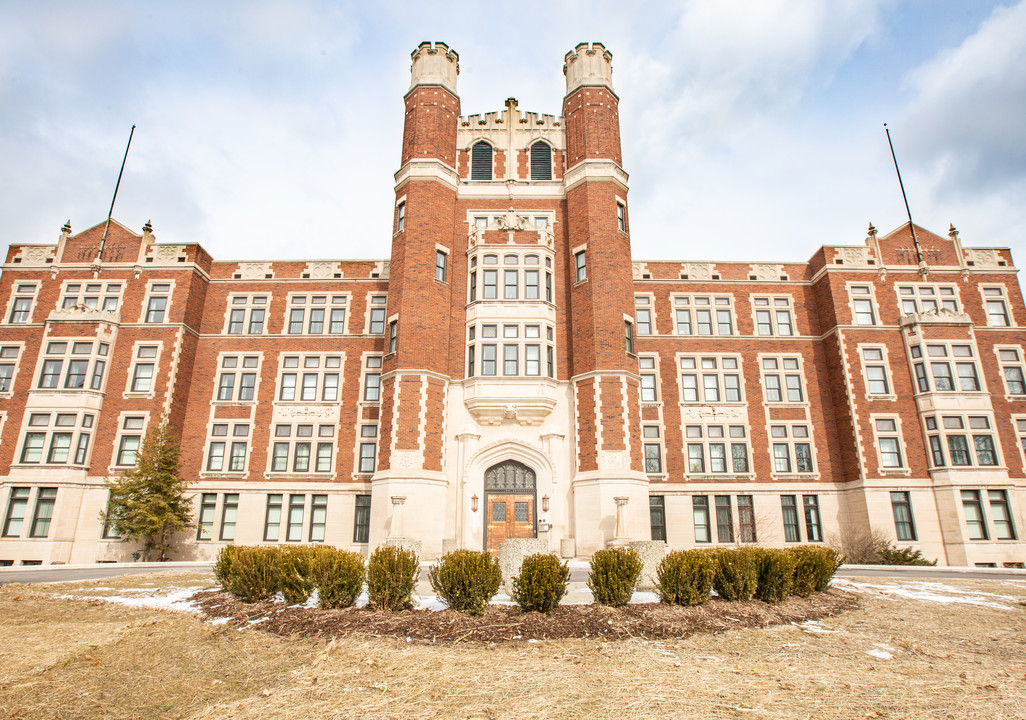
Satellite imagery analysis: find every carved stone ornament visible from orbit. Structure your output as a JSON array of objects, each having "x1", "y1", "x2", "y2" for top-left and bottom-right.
[
  {"x1": 373, "y1": 261, "x2": 390, "y2": 279},
  {"x1": 750, "y1": 263, "x2": 783, "y2": 281},
  {"x1": 681, "y1": 262, "x2": 713, "y2": 280},
  {"x1": 237, "y1": 262, "x2": 273, "y2": 279},
  {"x1": 393, "y1": 450, "x2": 419, "y2": 469},
  {"x1": 20, "y1": 246, "x2": 54, "y2": 265},
  {"x1": 305, "y1": 261, "x2": 339, "y2": 279},
  {"x1": 275, "y1": 405, "x2": 339, "y2": 421},
  {"x1": 963, "y1": 248, "x2": 1000, "y2": 269},
  {"x1": 498, "y1": 208, "x2": 527, "y2": 232},
  {"x1": 680, "y1": 405, "x2": 747, "y2": 423},
  {"x1": 503, "y1": 404, "x2": 519, "y2": 421},
  {"x1": 632, "y1": 262, "x2": 649, "y2": 279},
  {"x1": 837, "y1": 247, "x2": 869, "y2": 266},
  {"x1": 48, "y1": 305, "x2": 121, "y2": 323},
  {"x1": 154, "y1": 245, "x2": 184, "y2": 263},
  {"x1": 601, "y1": 450, "x2": 627, "y2": 470}
]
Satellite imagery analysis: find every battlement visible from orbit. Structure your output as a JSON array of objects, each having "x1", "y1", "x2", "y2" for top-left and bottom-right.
[
  {"x1": 410, "y1": 41, "x2": 459, "y2": 95},
  {"x1": 460, "y1": 106, "x2": 562, "y2": 130},
  {"x1": 563, "y1": 42, "x2": 613, "y2": 95}
]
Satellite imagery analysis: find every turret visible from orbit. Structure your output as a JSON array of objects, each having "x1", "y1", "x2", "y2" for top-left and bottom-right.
[
  {"x1": 410, "y1": 41, "x2": 459, "y2": 95},
  {"x1": 401, "y1": 42, "x2": 461, "y2": 166},
  {"x1": 562, "y1": 43, "x2": 622, "y2": 167}
]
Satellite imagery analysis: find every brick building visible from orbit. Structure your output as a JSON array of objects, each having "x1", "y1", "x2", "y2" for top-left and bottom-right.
[{"x1": 1, "y1": 42, "x2": 1024, "y2": 567}]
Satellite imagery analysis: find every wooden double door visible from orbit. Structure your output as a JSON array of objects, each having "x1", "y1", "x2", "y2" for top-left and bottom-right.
[{"x1": 485, "y1": 493, "x2": 535, "y2": 553}]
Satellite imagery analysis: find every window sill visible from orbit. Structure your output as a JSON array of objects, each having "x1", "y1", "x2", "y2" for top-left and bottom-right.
[
  {"x1": 865, "y1": 394, "x2": 898, "y2": 402},
  {"x1": 684, "y1": 474, "x2": 756, "y2": 481},
  {"x1": 211, "y1": 400, "x2": 257, "y2": 406},
  {"x1": 199, "y1": 471, "x2": 249, "y2": 479},
  {"x1": 877, "y1": 468, "x2": 911, "y2": 477},
  {"x1": 123, "y1": 392, "x2": 156, "y2": 400},
  {"x1": 770, "y1": 473, "x2": 819, "y2": 481},
  {"x1": 765, "y1": 402, "x2": 811, "y2": 409},
  {"x1": 265, "y1": 472, "x2": 334, "y2": 479}
]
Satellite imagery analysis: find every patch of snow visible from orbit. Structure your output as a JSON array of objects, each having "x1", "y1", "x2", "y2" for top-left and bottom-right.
[
  {"x1": 832, "y1": 578, "x2": 1019, "y2": 610},
  {"x1": 354, "y1": 590, "x2": 369, "y2": 608},
  {"x1": 412, "y1": 594, "x2": 449, "y2": 612},
  {"x1": 489, "y1": 593, "x2": 516, "y2": 606},
  {"x1": 208, "y1": 617, "x2": 230, "y2": 625},
  {"x1": 245, "y1": 616, "x2": 269, "y2": 627},
  {"x1": 631, "y1": 591, "x2": 660, "y2": 604},
  {"x1": 82, "y1": 586, "x2": 204, "y2": 613},
  {"x1": 866, "y1": 648, "x2": 893, "y2": 660},
  {"x1": 793, "y1": 620, "x2": 838, "y2": 634}
]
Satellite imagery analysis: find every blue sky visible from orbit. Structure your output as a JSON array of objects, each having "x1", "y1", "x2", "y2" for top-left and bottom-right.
[{"x1": 1, "y1": 0, "x2": 1023, "y2": 266}]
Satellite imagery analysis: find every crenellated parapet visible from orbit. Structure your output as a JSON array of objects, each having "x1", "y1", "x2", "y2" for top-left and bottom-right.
[
  {"x1": 563, "y1": 42, "x2": 614, "y2": 94},
  {"x1": 409, "y1": 41, "x2": 459, "y2": 95}
]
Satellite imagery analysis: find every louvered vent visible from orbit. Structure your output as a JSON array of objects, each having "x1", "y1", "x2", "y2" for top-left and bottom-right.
[
  {"x1": 530, "y1": 142, "x2": 552, "y2": 180},
  {"x1": 471, "y1": 142, "x2": 493, "y2": 180}
]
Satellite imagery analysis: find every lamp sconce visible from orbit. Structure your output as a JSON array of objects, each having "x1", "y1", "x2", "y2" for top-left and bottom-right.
[
  {"x1": 471, "y1": 494, "x2": 479, "y2": 512},
  {"x1": 542, "y1": 494, "x2": 550, "y2": 512}
]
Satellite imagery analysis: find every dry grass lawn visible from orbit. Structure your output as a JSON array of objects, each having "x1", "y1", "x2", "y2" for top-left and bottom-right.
[{"x1": 1, "y1": 572, "x2": 1024, "y2": 719}]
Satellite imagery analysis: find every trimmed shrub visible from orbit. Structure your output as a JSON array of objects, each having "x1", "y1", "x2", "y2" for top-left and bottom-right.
[
  {"x1": 367, "y1": 545, "x2": 420, "y2": 611},
  {"x1": 655, "y1": 549, "x2": 715, "y2": 606},
  {"x1": 712, "y1": 547, "x2": 759, "y2": 602},
  {"x1": 512, "y1": 553, "x2": 569, "y2": 613},
  {"x1": 753, "y1": 548, "x2": 796, "y2": 603},
  {"x1": 878, "y1": 544, "x2": 936, "y2": 566},
  {"x1": 587, "y1": 547, "x2": 643, "y2": 607},
  {"x1": 215, "y1": 545, "x2": 280, "y2": 602},
  {"x1": 428, "y1": 550, "x2": 502, "y2": 615},
  {"x1": 790, "y1": 546, "x2": 843, "y2": 596},
  {"x1": 277, "y1": 545, "x2": 319, "y2": 605},
  {"x1": 314, "y1": 548, "x2": 366, "y2": 609}
]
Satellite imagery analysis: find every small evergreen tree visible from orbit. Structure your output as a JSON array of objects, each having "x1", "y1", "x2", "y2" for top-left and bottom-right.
[{"x1": 100, "y1": 421, "x2": 192, "y2": 561}]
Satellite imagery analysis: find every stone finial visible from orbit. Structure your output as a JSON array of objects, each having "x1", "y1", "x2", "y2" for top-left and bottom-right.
[
  {"x1": 61, "y1": 220, "x2": 72, "y2": 235},
  {"x1": 409, "y1": 41, "x2": 459, "y2": 95},
  {"x1": 564, "y1": 42, "x2": 614, "y2": 95},
  {"x1": 948, "y1": 224, "x2": 959, "y2": 242},
  {"x1": 867, "y1": 222, "x2": 877, "y2": 239},
  {"x1": 143, "y1": 219, "x2": 152, "y2": 234}
]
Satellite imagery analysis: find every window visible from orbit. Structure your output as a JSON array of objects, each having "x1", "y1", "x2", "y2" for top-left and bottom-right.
[
  {"x1": 363, "y1": 356, "x2": 382, "y2": 402},
  {"x1": 715, "y1": 496, "x2": 734, "y2": 543},
  {"x1": 220, "y1": 494, "x2": 239, "y2": 541},
  {"x1": 287, "y1": 494, "x2": 305, "y2": 541},
  {"x1": 673, "y1": 296, "x2": 735, "y2": 336},
  {"x1": 679, "y1": 355, "x2": 743, "y2": 403},
  {"x1": 367, "y1": 295, "x2": 387, "y2": 334},
  {"x1": 388, "y1": 320, "x2": 398, "y2": 354},
  {"x1": 310, "y1": 494, "x2": 328, "y2": 542},
  {"x1": 197, "y1": 493, "x2": 217, "y2": 540},
  {"x1": 753, "y1": 296, "x2": 795, "y2": 336},
  {"x1": 923, "y1": 414, "x2": 999, "y2": 468},
  {"x1": 128, "y1": 345, "x2": 159, "y2": 394},
  {"x1": 625, "y1": 320, "x2": 634, "y2": 355},
  {"x1": 215, "y1": 355, "x2": 260, "y2": 402},
  {"x1": 616, "y1": 202, "x2": 627, "y2": 233},
  {"x1": 997, "y1": 348, "x2": 1026, "y2": 396},
  {"x1": 0, "y1": 345, "x2": 20, "y2": 393},
  {"x1": 29, "y1": 489, "x2": 58, "y2": 539},
  {"x1": 761, "y1": 356, "x2": 805, "y2": 403},
  {"x1": 684, "y1": 424, "x2": 751, "y2": 475},
  {"x1": 277, "y1": 355, "x2": 342, "y2": 402},
  {"x1": 890, "y1": 492, "x2": 917, "y2": 541},
  {"x1": 873, "y1": 417, "x2": 905, "y2": 469},
  {"x1": 574, "y1": 250, "x2": 586, "y2": 282},
  {"x1": 35, "y1": 340, "x2": 108, "y2": 391},
  {"x1": 988, "y1": 490, "x2": 1016, "y2": 540},
  {"x1": 435, "y1": 250, "x2": 448, "y2": 282},
  {"x1": 270, "y1": 423, "x2": 335, "y2": 474},
  {"x1": 738, "y1": 496, "x2": 757, "y2": 543},
  {"x1": 639, "y1": 357, "x2": 658, "y2": 402},
  {"x1": 466, "y1": 323, "x2": 554, "y2": 380},
  {"x1": 60, "y1": 282, "x2": 121, "y2": 311},
  {"x1": 285, "y1": 294, "x2": 345, "y2": 335},
  {"x1": 7, "y1": 284, "x2": 36, "y2": 323},
  {"x1": 770, "y1": 424, "x2": 814, "y2": 474},
  {"x1": 909, "y1": 343, "x2": 982, "y2": 393},
  {"x1": 469, "y1": 252, "x2": 550, "y2": 304},
  {"x1": 635, "y1": 296, "x2": 653, "y2": 335},
  {"x1": 649, "y1": 496, "x2": 666, "y2": 542},
  {"x1": 693, "y1": 496, "x2": 711, "y2": 543},
  {"x1": 358, "y1": 425, "x2": 377, "y2": 474},
  {"x1": 898, "y1": 284, "x2": 959, "y2": 315},
  {"x1": 144, "y1": 283, "x2": 171, "y2": 323},
  {"x1": 115, "y1": 416, "x2": 145, "y2": 466},
  {"x1": 982, "y1": 287, "x2": 1012, "y2": 326},
  {"x1": 264, "y1": 494, "x2": 283, "y2": 541},
  {"x1": 204, "y1": 422, "x2": 249, "y2": 472},
  {"x1": 803, "y1": 495, "x2": 823, "y2": 542},
  {"x1": 529, "y1": 141, "x2": 552, "y2": 180},
  {"x1": 849, "y1": 285, "x2": 877, "y2": 325},
  {"x1": 353, "y1": 495, "x2": 371, "y2": 543},
  {"x1": 643, "y1": 425, "x2": 662, "y2": 474},
  {"x1": 961, "y1": 490, "x2": 988, "y2": 540},
  {"x1": 471, "y1": 141, "x2": 493, "y2": 180},
  {"x1": 781, "y1": 495, "x2": 801, "y2": 542},
  {"x1": 18, "y1": 412, "x2": 94, "y2": 466},
  {"x1": 860, "y1": 346, "x2": 893, "y2": 397},
  {"x1": 2, "y1": 488, "x2": 30, "y2": 537},
  {"x1": 396, "y1": 201, "x2": 405, "y2": 232}
]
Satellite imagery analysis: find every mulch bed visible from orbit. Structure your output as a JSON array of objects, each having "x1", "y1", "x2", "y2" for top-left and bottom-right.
[{"x1": 193, "y1": 588, "x2": 859, "y2": 644}]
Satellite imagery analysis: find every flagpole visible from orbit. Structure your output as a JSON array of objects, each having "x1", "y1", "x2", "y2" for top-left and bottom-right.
[{"x1": 97, "y1": 124, "x2": 136, "y2": 262}]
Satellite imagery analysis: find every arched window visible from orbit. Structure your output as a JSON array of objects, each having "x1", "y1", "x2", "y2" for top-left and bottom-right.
[
  {"x1": 530, "y1": 141, "x2": 552, "y2": 180},
  {"x1": 471, "y1": 142, "x2": 493, "y2": 180}
]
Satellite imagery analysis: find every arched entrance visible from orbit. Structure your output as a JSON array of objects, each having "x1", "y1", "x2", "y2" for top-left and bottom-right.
[{"x1": 484, "y1": 460, "x2": 537, "y2": 552}]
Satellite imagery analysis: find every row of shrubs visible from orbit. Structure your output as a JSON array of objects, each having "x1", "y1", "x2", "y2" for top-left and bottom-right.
[{"x1": 215, "y1": 544, "x2": 841, "y2": 615}]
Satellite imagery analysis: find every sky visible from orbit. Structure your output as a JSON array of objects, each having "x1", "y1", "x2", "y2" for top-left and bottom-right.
[{"x1": 1, "y1": 0, "x2": 1023, "y2": 266}]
